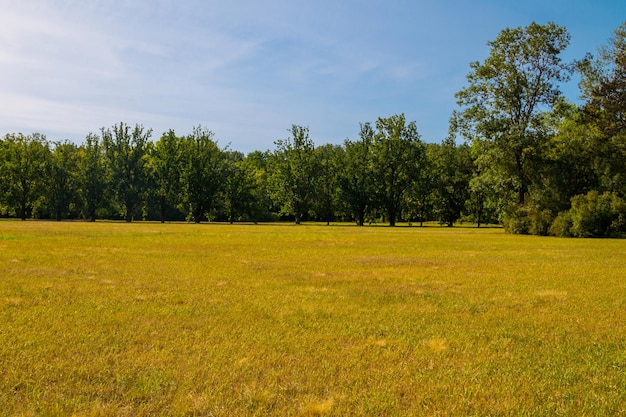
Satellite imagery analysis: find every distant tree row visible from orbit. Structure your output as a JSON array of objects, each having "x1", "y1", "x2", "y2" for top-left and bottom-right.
[
  {"x1": 0, "y1": 116, "x2": 475, "y2": 227},
  {"x1": 1, "y1": 21, "x2": 625, "y2": 237}
]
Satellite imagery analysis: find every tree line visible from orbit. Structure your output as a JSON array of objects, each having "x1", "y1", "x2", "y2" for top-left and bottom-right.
[{"x1": 1, "y1": 22, "x2": 625, "y2": 237}]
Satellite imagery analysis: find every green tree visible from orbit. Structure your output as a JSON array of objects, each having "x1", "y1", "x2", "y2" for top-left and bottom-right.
[
  {"x1": 102, "y1": 123, "x2": 152, "y2": 222},
  {"x1": 430, "y1": 138, "x2": 473, "y2": 227},
  {"x1": 371, "y1": 114, "x2": 424, "y2": 226},
  {"x1": 179, "y1": 126, "x2": 225, "y2": 223},
  {"x1": 454, "y1": 22, "x2": 572, "y2": 207},
  {"x1": 222, "y1": 151, "x2": 259, "y2": 223},
  {"x1": 0, "y1": 133, "x2": 50, "y2": 220},
  {"x1": 77, "y1": 133, "x2": 110, "y2": 222},
  {"x1": 150, "y1": 130, "x2": 183, "y2": 223},
  {"x1": 244, "y1": 150, "x2": 276, "y2": 222},
  {"x1": 269, "y1": 125, "x2": 317, "y2": 224},
  {"x1": 339, "y1": 123, "x2": 377, "y2": 226},
  {"x1": 536, "y1": 102, "x2": 600, "y2": 213},
  {"x1": 311, "y1": 144, "x2": 342, "y2": 225},
  {"x1": 402, "y1": 141, "x2": 438, "y2": 227},
  {"x1": 48, "y1": 141, "x2": 80, "y2": 221},
  {"x1": 579, "y1": 22, "x2": 626, "y2": 196}
]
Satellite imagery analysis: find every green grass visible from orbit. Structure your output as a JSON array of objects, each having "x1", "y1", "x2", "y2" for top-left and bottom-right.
[{"x1": 1, "y1": 221, "x2": 626, "y2": 416}]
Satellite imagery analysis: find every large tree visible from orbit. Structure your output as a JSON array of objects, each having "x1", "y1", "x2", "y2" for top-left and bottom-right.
[
  {"x1": 269, "y1": 125, "x2": 317, "y2": 224},
  {"x1": 48, "y1": 140, "x2": 80, "y2": 221},
  {"x1": 222, "y1": 151, "x2": 259, "y2": 224},
  {"x1": 430, "y1": 138, "x2": 473, "y2": 227},
  {"x1": 311, "y1": 143, "x2": 342, "y2": 225},
  {"x1": 579, "y1": 22, "x2": 626, "y2": 196},
  {"x1": 179, "y1": 126, "x2": 225, "y2": 223},
  {"x1": 454, "y1": 22, "x2": 572, "y2": 206},
  {"x1": 403, "y1": 143, "x2": 436, "y2": 227},
  {"x1": 77, "y1": 133, "x2": 110, "y2": 222},
  {"x1": 0, "y1": 133, "x2": 50, "y2": 220},
  {"x1": 102, "y1": 122, "x2": 152, "y2": 222},
  {"x1": 371, "y1": 114, "x2": 424, "y2": 226},
  {"x1": 339, "y1": 123, "x2": 377, "y2": 226},
  {"x1": 150, "y1": 130, "x2": 183, "y2": 223}
]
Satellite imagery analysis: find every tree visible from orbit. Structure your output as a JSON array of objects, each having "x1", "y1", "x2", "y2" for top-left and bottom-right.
[
  {"x1": 77, "y1": 133, "x2": 110, "y2": 222},
  {"x1": 150, "y1": 130, "x2": 183, "y2": 223},
  {"x1": 339, "y1": 123, "x2": 377, "y2": 226},
  {"x1": 580, "y1": 22, "x2": 626, "y2": 137},
  {"x1": 179, "y1": 126, "x2": 225, "y2": 223},
  {"x1": 102, "y1": 123, "x2": 152, "y2": 222},
  {"x1": 403, "y1": 143, "x2": 435, "y2": 227},
  {"x1": 0, "y1": 133, "x2": 50, "y2": 220},
  {"x1": 311, "y1": 144, "x2": 342, "y2": 225},
  {"x1": 244, "y1": 150, "x2": 276, "y2": 222},
  {"x1": 579, "y1": 22, "x2": 626, "y2": 196},
  {"x1": 371, "y1": 114, "x2": 424, "y2": 226},
  {"x1": 222, "y1": 151, "x2": 259, "y2": 223},
  {"x1": 430, "y1": 138, "x2": 473, "y2": 227},
  {"x1": 454, "y1": 22, "x2": 572, "y2": 207},
  {"x1": 48, "y1": 141, "x2": 80, "y2": 220},
  {"x1": 269, "y1": 125, "x2": 317, "y2": 224}
]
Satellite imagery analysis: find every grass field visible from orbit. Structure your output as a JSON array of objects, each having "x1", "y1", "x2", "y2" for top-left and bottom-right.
[{"x1": 1, "y1": 221, "x2": 625, "y2": 416}]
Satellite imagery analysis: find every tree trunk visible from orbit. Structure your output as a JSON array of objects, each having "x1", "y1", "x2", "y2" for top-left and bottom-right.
[
  {"x1": 388, "y1": 205, "x2": 396, "y2": 226},
  {"x1": 515, "y1": 155, "x2": 526, "y2": 205},
  {"x1": 20, "y1": 202, "x2": 27, "y2": 221},
  {"x1": 160, "y1": 198, "x2": 166, "y2": 223},
  {"x1": 356, "y1": 208, "x2": 365, "y2": 226}
]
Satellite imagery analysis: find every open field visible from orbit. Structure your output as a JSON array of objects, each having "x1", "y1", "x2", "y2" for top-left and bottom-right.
[{"x1": 1, "y1": 221, "x2": 626, "y2": 416}]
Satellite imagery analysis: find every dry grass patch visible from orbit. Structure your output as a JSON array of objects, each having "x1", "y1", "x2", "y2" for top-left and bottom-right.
[{"x1": 1, "y1": 221, "x2": 626, "y2": 415}]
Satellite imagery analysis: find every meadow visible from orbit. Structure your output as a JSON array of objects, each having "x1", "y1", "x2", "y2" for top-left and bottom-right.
[{"x1": 1, "y1": 221, "x2": 625, "y2": 416}]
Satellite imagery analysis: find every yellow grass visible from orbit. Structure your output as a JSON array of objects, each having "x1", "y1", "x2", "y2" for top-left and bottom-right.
[{"x1": 1, "y1": 221, "x2": 626, "y2": 415}]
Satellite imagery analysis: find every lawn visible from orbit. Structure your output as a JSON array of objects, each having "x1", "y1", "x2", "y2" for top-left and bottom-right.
[{"x1": 1, "y1": 221, "x2": 625, "y2": 416}]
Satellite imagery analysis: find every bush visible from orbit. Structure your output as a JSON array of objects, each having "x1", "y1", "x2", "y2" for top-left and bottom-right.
[
  {"x1": 552, "y1": 191, "x2": 626, "y2": 238},
  {"x1": 503, "y1": 204, "x2": 553, "y2": 235},
  {"x1": 549, "y1": 211, "x2": 573, "y2": 237}
]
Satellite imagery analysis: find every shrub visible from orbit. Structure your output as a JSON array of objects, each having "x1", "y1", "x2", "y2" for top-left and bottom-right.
[
  {"x1": 503, "y1": 204, "x2": 553, "y2": 235},
  {"x1": 558, "y1": 191, "x2": 626, "y2": 238},
  {"x1": 549, "y1": 211, "x2": 573, "y2": 237}
]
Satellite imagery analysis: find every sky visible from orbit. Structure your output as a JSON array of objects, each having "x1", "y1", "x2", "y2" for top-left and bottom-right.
[{"x1": 1, "y1": 0, "x2": 625, "y2": 153}]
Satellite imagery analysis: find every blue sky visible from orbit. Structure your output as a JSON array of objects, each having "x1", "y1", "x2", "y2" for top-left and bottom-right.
[{"x1": 1, "y1": 0, "x2": 624, "y2": 153}]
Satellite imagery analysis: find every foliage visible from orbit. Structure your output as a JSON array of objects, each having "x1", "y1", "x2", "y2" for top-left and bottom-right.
[
  {"x1": 222, "y1": 151, "x2": 260, "y2": 223},
  {"x1": 550, "y1": 191, "x2": 626, "y2": 237},
  {"x1": 268, "y1": 125, "x2": 317, "y2": 224},
  {"x1": 47, "y1": 141, "x2": 81, "y2": 220},
  {"x1": 178, "y1": 126, "x2": 226, "y2": 223},
  {"x1": 150, "y1": 130, "x2": 183, "y2": 222},
  {"x1": 310, "y1": 144, "x2": 342, "y2": 225},
  {"x1": 579, "y1": 22, "x2": 626, "y2": 196},
  {"x1": 402, "y1": 144, "x2": 436, "y2": 227},
  {"x1": 371, "y1": 114, "x2": 424, "y2": 226},
  {"x1": 454, "y1": 21, "x2": 572, "y2": 206},
  {"x1": 429, "y1": 138, "x2": 473, "y2": 226},
  {"x1": 579, "y1": 22, "x2": 626, "y2": 137},
  {"x1": 0, "y1": 133, "x2": 50, "y2": 220},
  {"x1": 338, "y1": 123, "x2": 377, "y2": 226},
  {"x1": 102, "y1": 123, "x2": 152, "y2": 222},
  {"x1": 77, "y1": 133, "x2": 110, "y2": 222},
  {"x1": 503, "y1": 201, "x2": 554, "y2": 236}
]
